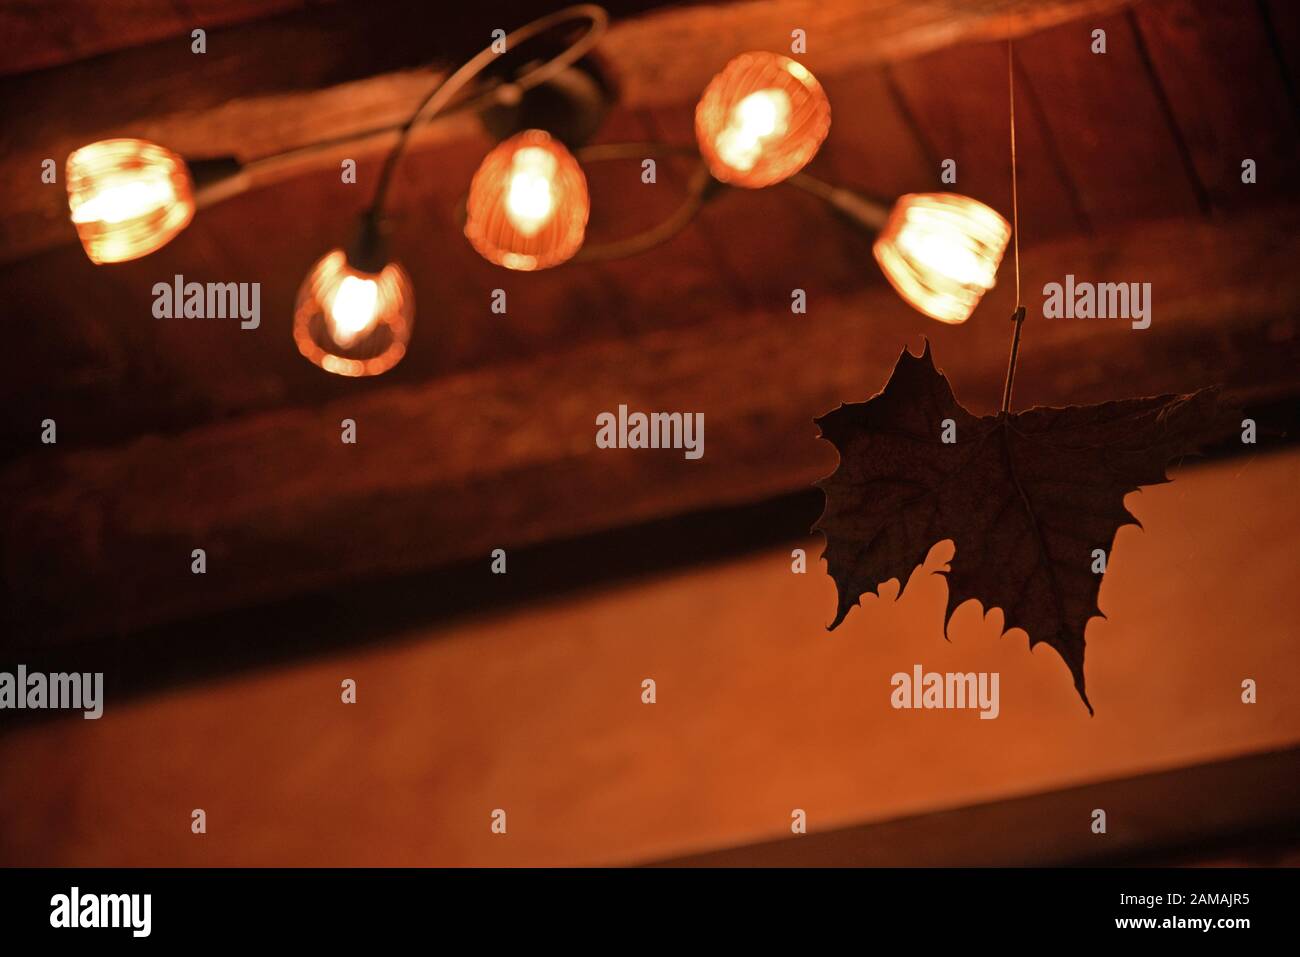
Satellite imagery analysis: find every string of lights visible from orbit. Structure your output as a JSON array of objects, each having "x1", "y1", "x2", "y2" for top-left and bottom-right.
[{"x1": 61, "y1": 4, "x2": 1012, "y2": 378}]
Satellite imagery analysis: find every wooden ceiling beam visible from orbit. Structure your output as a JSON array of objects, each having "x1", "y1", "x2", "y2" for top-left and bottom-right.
[
  {"x1": 0, "y1": 0, "x2": 308, "y2": 77},
  {"x1": 4, "y1": 203, "x2": 1298, "y2": 645},
  {"x1": 0, "y1": 0, "x2": 1133, "y2": 264}
]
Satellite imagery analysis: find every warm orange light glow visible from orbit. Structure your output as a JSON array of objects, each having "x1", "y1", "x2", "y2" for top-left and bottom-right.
[
  {"x1": 695, "y1": 53, "x2": 830, "y2": 188},
  {"x1": 329, "y1": 275, "x2": 382, "y2": 348},
  {"x1": 873, "y1": 193, "x2": 1012, "y2": 324},
  {"x1": 66, "y1": 138, "x2": 195, "y2": 264},
  {"x1": 464, "y1": 130, "x2": 589, "y2": 271},
  {"x1": 294, "y1": 250, "x2": 413, "y2": 377}
]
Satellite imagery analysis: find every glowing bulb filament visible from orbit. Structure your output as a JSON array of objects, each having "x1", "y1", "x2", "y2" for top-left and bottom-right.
[
  {"x1": 715, "y1": 89, "x2": 791, "y2": 172},
  {"x1": 464, "y1": 130, "x2": 590, "y2": 271},
  {"x1": 294, "y1": 250, "x2": 413, "y2": 377},
  {"x1": 71, "y1": 173, "x2": 176, "y2": 225},
  {"x1": 327, "y1": 275, "x2": 381, "y2": 347},
  {"x1": 897, "y1": 226, "x2": 990, "y2": 288},
  {"x1": 504, "y1": 147, "x2": 559, "y2": 236}
]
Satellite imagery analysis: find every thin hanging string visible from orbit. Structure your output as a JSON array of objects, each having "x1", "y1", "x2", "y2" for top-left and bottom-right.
[
  {"x1": 1000, "y1": 36, "x2": 1027, "y2": 415},
  {"x1": 1008, "y1": 36, "x2": 1021, "y2": 306}
]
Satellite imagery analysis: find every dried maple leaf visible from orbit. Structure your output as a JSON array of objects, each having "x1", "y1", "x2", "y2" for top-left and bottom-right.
[{"x1": 814, "y1": 341, "x2": 1231, "y2": 713}]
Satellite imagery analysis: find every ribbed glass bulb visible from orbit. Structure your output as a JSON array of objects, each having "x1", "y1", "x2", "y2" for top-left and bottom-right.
[
  {"x1": 294, "y1": 250, "x2": 414, "y2": 377},
  {"x1": 464, "y1": 129, "x2": 589, "y2": 271},
  {"x1": 65, "y1": 138, "x2": 195, "y2": 264},
  {"x1": 694, "y1": 52, "x2": 831, "y2": 188},
  {"x1": 873, "y1": 193, "x2": 1012, "y2": 324}
]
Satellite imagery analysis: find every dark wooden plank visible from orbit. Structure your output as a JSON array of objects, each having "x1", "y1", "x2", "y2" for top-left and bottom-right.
[
  {"x1": 891, "y1": 37, "x2": 1089, "y2": 241},
  {"x1": 601, "y1": 0, "x2": 1134, "y2": 111},
  {"x1": 1262, "y1": 0, "x2": 1300, "y2": 96},
  {"x1": 644, "y1": 102, "x2": 867, "y2": 307},
  {"x1": 818, "y1": 67, "x2": 935, "y2": 201},
  {"x1": 660, "y1": 747, "x2": 1300, "y2": 865},
  {"x1": 1015, "y1": 10, "x2": 1205, "y2": 228},
  {"x1": 1134, "y1": 0, "x2": 1300, "y2": 209},
  {"x1": 0, "y1": 0, "x2": 79, "y2": 75},
  {"x1": 577, "y1": 107, "x2": 743, "y2": 334},
  {"x1": 5, "y1": 204, "x2": 1300, "y2": 644},
  {"x1": 0, "y1": 1, "x2": 319, "y2": 77},
  {"x1": 187, "y1": 0, "x2": 308, "y2": 28}
]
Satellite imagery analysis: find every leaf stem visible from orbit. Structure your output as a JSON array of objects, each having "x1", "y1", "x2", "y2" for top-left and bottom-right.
[{"x1": 1000, "y1": 305, "x2": 1027, "y2": 415}]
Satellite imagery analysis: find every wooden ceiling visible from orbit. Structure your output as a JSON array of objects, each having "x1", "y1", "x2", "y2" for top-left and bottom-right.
[{"x1": 2, "y1": 0, "x2": 1298, "y2": 648}]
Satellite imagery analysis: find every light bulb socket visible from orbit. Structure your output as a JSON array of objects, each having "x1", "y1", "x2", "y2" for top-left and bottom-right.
[
  {"x1": 347, "y1": 210, "x2": 390, "y2": 274},
  {"x1": 189, "y1": 155, "x2": 253, "y2": 210},
  {"x1": 479, "y1": 58, "x2": 613, "y2": 149},
  {"x1": 824, "y1": 186, "x2": 890, "y2": 233},
  {"x1": 189, "y1": 155, "x2": 243, "y2": 190}
]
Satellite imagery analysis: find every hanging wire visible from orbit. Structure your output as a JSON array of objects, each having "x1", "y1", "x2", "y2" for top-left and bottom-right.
[
  {"x1": 1009, "y1": 39, "x2": 1021, "y2": 307},
  {"x1": 1000, "y1": 36, "x2": 1027, "y2": 416},
  {"x1": 571, "y1": 142, "x2": 715, "y2": 262}
]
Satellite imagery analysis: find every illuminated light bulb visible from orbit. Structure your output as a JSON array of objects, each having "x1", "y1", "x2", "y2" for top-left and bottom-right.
[
  {"x1": 504, "y1": 146, "x2": 559, "y2": 236},
  {"x1": 66, "y1": 138, "x2": 195, "y2": 264},
  {"x1": 715, "y1": 89, "x2": 791, "y2": 172},
  {"x1": 695, "y1": 52, "x2": 830, "y2": 188},
  {"x1": 294, "y1": 250, "x2": 413, "y2": 377},
  {"x1": 464, "y1": 129, "x2": 589, "y2": 271},
  {"x1": 328, "y1": 275, "x2": 381, "y2": 348},
  {"x1": 872, "y1": 193, "x2": 1012, "y2": 324}
]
